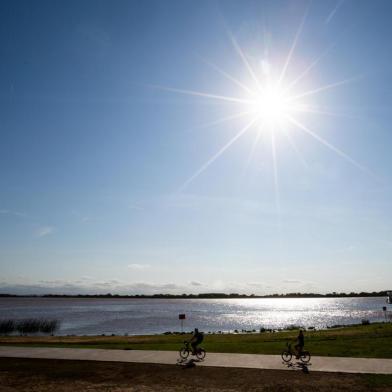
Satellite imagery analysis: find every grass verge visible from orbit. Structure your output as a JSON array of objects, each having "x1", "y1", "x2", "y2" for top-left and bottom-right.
[{"x1": 0, "y1": 322, "x2": 391, "y2": 358}]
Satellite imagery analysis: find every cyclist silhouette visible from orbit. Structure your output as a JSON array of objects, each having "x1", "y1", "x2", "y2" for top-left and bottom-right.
[
  {"x1": 295, "y1": 330, "x2": 304, "y2": 358},
  {"x1": 190, "y1": 328, "x2": 203, "y2": 354}
]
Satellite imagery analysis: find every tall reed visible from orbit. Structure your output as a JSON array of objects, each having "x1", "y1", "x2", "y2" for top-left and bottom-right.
[{"x1": 0, "y1": 318, "x2": 59, "y2": 335}]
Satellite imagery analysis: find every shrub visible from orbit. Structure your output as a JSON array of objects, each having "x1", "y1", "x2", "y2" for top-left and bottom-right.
[
  {"x1": 0, "y1": 320, "x2": 15, "y2": 335},
  {"x1": 16, "y1": 319, "x2": 40, "y2": 334},
  {"x1": 39, "y1": 319, "x2": 59, "y2": 334},
  {"x1": 285, "y1": 324, "x2": 303, "y2": 331},
  {"x1": 14, "y1": 319, "x2": 59, "y2": 335}
]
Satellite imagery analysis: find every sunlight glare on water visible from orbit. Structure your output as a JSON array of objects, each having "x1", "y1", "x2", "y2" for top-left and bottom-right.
[{"x1": 0, "y1": 297, "x2": 387, "y2": 335}]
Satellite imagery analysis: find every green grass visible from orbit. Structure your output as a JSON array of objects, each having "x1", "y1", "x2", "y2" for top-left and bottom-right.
[{"x1": 1, "y1": 322, "x2": 392, "y2": 358}]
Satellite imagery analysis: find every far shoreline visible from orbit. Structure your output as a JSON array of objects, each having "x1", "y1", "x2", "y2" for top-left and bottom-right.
[{"x1": 0, "y1": 290, "x2": 390, "y2": 299}]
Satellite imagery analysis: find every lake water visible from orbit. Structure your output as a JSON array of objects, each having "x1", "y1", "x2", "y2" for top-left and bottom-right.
[{"x1": 1, "y1": 297, "x2": 389, "y2": 335}]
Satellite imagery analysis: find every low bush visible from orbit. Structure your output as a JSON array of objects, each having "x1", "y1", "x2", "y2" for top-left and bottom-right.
[
  {"x1": 39, "y1": 319, "x2": 59, "y2": 334},
  {"x1": 0, "y1": 320, "x2": 15, "y2": 335},
  {"x1": 0, "y1": 319, "x2": 59, "y2": 335}
]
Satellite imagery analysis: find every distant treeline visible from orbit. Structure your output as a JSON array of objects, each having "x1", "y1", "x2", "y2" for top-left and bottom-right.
[{"x1": 0, "y1": 291, "x2": 389, "y2": 299}]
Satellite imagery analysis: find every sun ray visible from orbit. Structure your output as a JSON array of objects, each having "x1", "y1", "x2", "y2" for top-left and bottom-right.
[
  {"x1": 294, "y1": 105, "x2": 360, "y2": 120},
  {"x1": 284, "y1": 43, "x2": 336, "y2": 93},
  {"x1": 286, "y1": 115, "x2": 373, "y2": 176},
  {"x1": 246, "y1": 121, "x2": 266, "y2": 168},
  {"x1": 228, "y1": 32, "x2": 262, "y2": 90},
  {"x1": 154, "y1": 16, "x2": 373, "y2": 195},
  {"x1": 179, "y1": 117, "x2": 258, "y2": 191},
  {"x1": 150, "y1": 84, "x2": 253, "y2": 105},
  {"x1": 184, "y1": 111, "x2": 253, "y2": 133},
  {"x1": 287, "y1": 75, "x2": 363, "y2": 102},
  {"x1": 278, "y1": 2, "x2": 311, "y2": 86},
  {"x1": 198, "y1": 56, "x2": 255, "y2": 95},
  {"x1": 279, "y1": 124, "x2": 309, "y2": 168},
  {"x1": 271, "y1": 130, "x2": 281, "y2": 225}
]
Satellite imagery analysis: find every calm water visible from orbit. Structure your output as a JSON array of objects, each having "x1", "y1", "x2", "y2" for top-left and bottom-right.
[{"x1": 0, "y1": 297, "x2": 389, "y2": 335}]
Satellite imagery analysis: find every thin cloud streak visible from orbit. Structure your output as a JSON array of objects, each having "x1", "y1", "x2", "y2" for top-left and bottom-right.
[
  {"x1": 0, "y1": 209, "x2": 27, "y2": 218},
  {"x1": 127, "y1": 263, "x2": 151, "y2": 270},
  {"x1": 34, "y1": 226, "x2": 55, "y2": 238}
]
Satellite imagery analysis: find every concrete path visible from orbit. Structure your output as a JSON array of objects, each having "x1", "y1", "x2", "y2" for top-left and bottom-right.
[{"x1": 1, "y1": 346, "x2": 392, "y2": 374}]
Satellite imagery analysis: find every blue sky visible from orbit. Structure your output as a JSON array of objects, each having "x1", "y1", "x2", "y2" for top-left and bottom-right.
[{"x1": 1, "y1": 0, "x2": 392, "y2": 295}]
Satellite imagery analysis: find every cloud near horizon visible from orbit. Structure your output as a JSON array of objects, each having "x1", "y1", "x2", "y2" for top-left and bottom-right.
[
  {"x1": 127, "y1": 263, "x2": 151, "y2": 270},
  {"x1": 0, "y1": 280, "x2": 186, "y2": 296},
  {"x1": 282, "y1": 279, "x2": 302, "y2": 284},
  {"x1": 0, "y1": 279, "x2": 281, "y2": 296}
]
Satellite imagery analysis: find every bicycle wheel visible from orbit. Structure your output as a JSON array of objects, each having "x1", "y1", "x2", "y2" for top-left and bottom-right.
[
  {"x1": 196, "y1": 348, "x2": 206, "y2": 360},
  {"x1": 281, "y1": 351, "x2": 292, "y2": 362},
  {"x1": 300, "y1": 351, "x2": 311, "y2": 363},
  {"x1": 179, "y1": 347, "x2": 189, "y2": 359}
]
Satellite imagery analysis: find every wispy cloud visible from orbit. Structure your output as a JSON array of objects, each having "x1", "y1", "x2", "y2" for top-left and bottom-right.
[
  {"x1": 247, "y1": 282, "x2": 266, "y2": 288},
  {"x1": 71, "y1": 210, "x2": 92, "y2": 224},
  {"x1": 282, "y1": 279, "x2": 302, "y2": 284},
  {"x1": 0, "y1": 280, "x2": 185, "y2": 295},
  {"x1": 80, "y1": 276, "x2": 95, "y2": 281},
  {"x1": 34, "y1": 226, "x2": 55, "y2": 238},
  {"x1": 127, "y1": 263, "x2": 151, "y2": 270},
  {"x1": 0, "y1": 209, "x2": 27, "y2": 218},
  {"x1": 190, "y1": 281, "x2": 202, "y2": 286}
]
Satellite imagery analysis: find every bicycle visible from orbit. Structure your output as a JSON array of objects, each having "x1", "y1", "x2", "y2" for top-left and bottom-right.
[
  {"x1": 281, "y1": 342, "x2": 311, "y2": 363},
  {"x1": 179, "y1": 340, "x2": 206, "y2": 360}
]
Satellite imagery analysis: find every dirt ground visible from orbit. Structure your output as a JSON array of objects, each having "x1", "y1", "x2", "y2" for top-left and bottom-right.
[{"x1": 0, "y1": 358, "x2": 391, "y2": 392}]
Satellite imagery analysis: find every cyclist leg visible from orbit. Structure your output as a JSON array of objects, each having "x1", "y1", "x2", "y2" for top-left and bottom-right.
[{"x1": 294, "y1": 344, "x2": 300, "y2": 359}]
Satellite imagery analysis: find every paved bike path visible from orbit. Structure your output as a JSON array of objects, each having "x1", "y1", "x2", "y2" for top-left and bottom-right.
[{"x1": 1, "y1": 346, "x2": 392, "y2": 374}]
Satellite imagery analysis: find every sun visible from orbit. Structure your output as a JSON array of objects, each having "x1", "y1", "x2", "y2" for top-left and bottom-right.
[
  {"x1": 250, "y1": 84, "x2": 293, "y2": 126},
  {"x1": 153, "y1": 10, "x2": 369, "y2": 193}
]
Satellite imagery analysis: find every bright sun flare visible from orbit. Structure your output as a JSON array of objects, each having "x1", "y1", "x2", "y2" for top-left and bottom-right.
[
  {"x1": 251, "y1": 85, "x2": 293, "y2": 125},
  {"x1": 154, "y1": 10, "x2": 369, "y2": 194}
]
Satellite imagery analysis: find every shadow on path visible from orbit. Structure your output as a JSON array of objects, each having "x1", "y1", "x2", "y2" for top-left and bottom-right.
[
  {"x1": 283, "y1": 360, "x2": 312, "y2": 374},
  {"x1": 176, "y1": 357, "x2": 204, "y2": 368}
]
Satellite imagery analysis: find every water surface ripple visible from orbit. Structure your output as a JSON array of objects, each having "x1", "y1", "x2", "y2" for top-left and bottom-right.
[{"x1": 1, "y1": 297, "x2": 388, "y2": 335}]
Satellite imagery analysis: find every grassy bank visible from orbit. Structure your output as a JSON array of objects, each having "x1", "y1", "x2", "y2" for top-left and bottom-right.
[{"x1": 1, "y1": 322, "x2": 391, "y2": 358}]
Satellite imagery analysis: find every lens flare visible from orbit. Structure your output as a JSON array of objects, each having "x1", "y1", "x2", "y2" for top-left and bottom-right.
[{"x1": 151, "y1": 5, "x2": 372, "y2": 195}]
